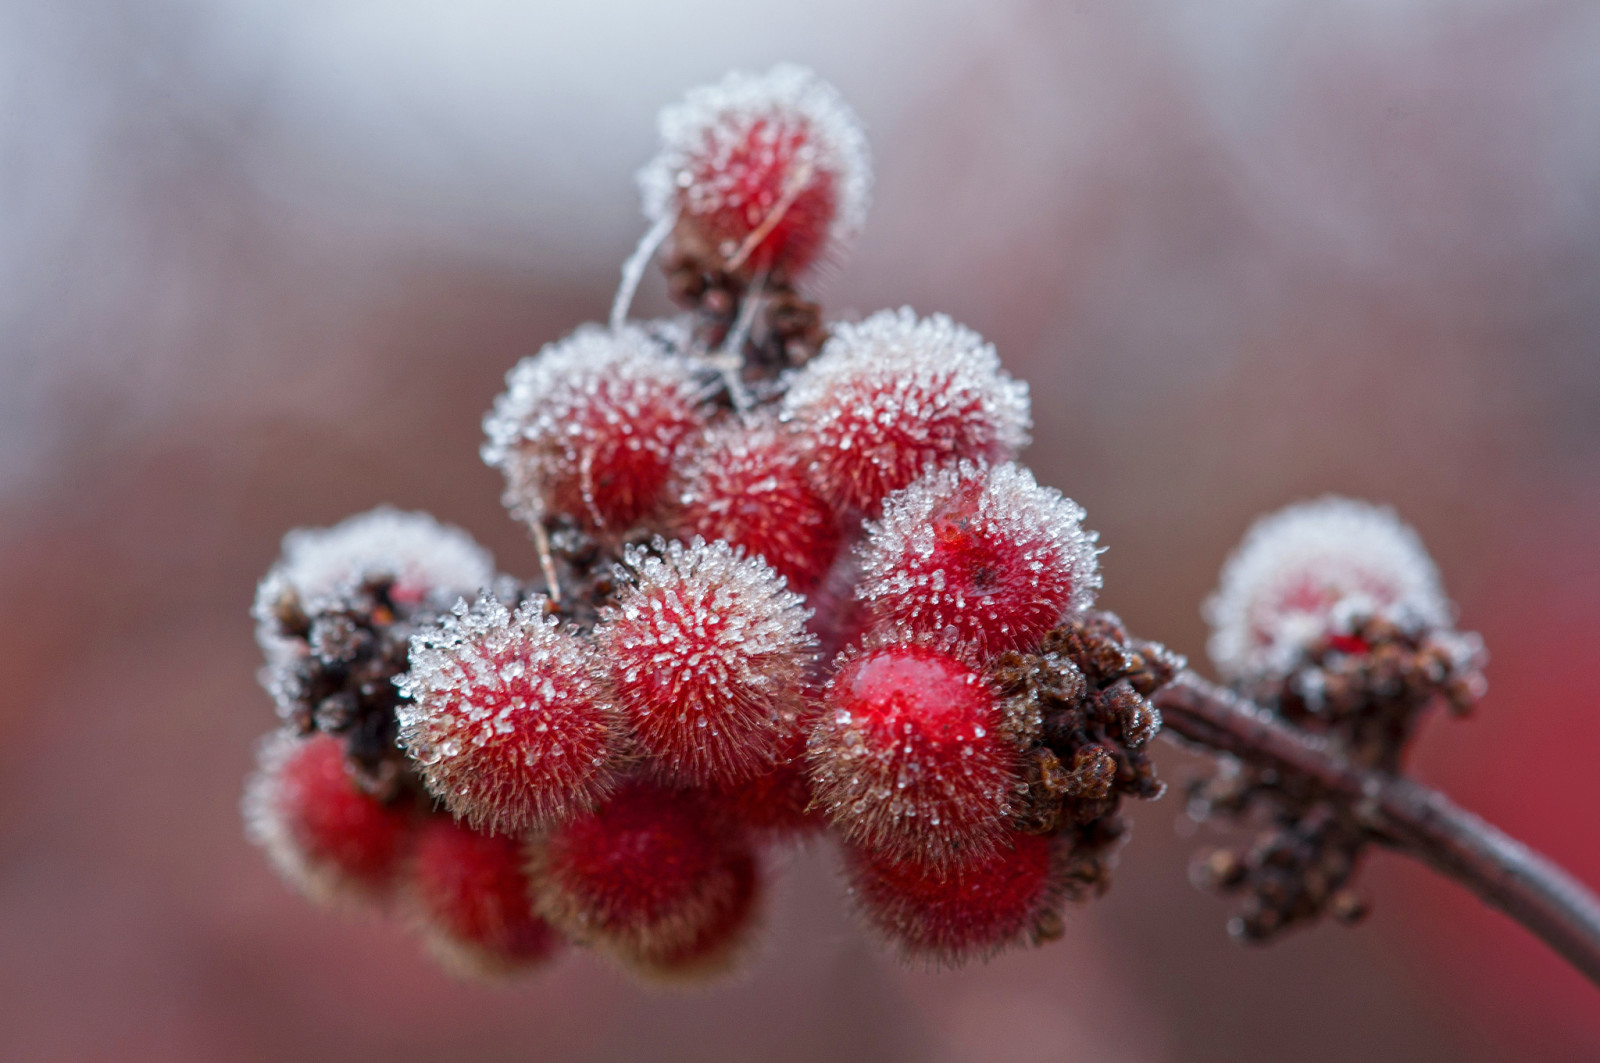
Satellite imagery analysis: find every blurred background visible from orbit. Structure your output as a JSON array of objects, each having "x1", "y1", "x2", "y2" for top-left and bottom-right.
[{"x1": 3, "y1": 0, "x2": 1598, "y2": 1059}]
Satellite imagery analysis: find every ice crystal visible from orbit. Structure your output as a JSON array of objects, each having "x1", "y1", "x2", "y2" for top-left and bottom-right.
[
  {"x1": 395, "y1": 594, "x2": 620, "y2": 834},
  {"x1": 782, "y1": 308, "x2": 1031, "y2": 513},
  {"x1": 1205, "y1": 496, "x2": 1452, "y2": 682},
  {"x1": 858, "y1": 461, "x2": 1101, "y2": 656},
  {"x1": 481, "y1": 324, "x2": 705, "y2": 532},
  {"x1": 595, "y1": 537, "x2": 817, "y2": 786}
]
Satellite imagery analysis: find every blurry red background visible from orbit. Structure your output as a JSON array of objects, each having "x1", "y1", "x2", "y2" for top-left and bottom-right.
[{"x1": 3, "y1": 1, "x2": 1598, "y2": 1059}]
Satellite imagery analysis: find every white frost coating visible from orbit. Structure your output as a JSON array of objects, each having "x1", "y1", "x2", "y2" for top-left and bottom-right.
[
  {"x1": 1205, "y1": 496, "x2": 1451, "y2": 681},
  {"x1": 252, "y1": 506, "x2": 495, "y2": 662},
  {"x1": 638, "y1": 63, "x2": 872, "y2": 264},
  {"x1": 395, "y1": 592, "x2": 615, "y2": 833},
  {"x1": 858, "y1": 462, "x2": 1101, "y2": 646},
  {"x1": 480, "y1": 322, "x2": 702, "y2": 527}
]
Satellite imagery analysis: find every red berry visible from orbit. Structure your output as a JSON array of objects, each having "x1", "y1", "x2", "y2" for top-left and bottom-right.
[
  {"x1": 782, "y1": 308, "x2": 1030, "y2": 514},
  {"x1": 242, "y1": 730, "x2": 414, "y2": 907},
  {"x1": 807, "y1": 640, "x2": 1022, "y2": 867},
  {"x1": 671, "y1": 417, "x2": 842, "y2": 593},
  {"x1": 858, "y1": 462, "x2": 1101, "y2": 656},
  {"x1": 530, "y1": 781, "x2": 754, "y2": 964},
  {"x1": 396, "y1": 594, "x2": 620, "y2": 834},
  {"x1": 596, "y1": 539, "x2": 817, "y2": 787},
  {"x1": 846, "y1": 832, "x2": 1066, "y2": 965},
  {"x1": 640, "y1": 64, "x2": 871, "y2": 282},
  {"x1": 615, "y1": 845, "x2": 763, "y2": 984},
  {"x1": 705, "y1": 726, "x2": 824, "y2": 839},
  {"x1": 482, "y1": 324, "x2": 706, "y2": 533},
  {"x1": 409, "y1": 815, "x2": 564, "y2": 978}
]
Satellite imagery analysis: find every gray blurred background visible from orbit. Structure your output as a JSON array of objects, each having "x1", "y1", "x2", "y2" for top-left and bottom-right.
[{"x1": 3, "y1": 1, "x2": 1598, "y2": 1059}]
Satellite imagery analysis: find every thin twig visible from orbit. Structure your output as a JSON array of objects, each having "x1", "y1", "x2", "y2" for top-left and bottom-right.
[{"x1": 1152, "y1": 672, "x2": 1600, "y2": 989}]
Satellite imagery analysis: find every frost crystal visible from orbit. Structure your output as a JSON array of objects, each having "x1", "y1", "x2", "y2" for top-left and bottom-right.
[
  {"x1": 481, "y1": 324, "x2": 705, "y2": 532},
  {"x1": 395, "y1": 594, "x2": 619, "y2": 834},
  {"x1": 639, "y1": 63, "x2": 871, "y2": 277},
  {"x1": 596, "y1": 537, "x2": 817, "y2": 787},
  {"x1": 1205, "y1": 496, "x2": 1452, "y2": 682},
  {"x1": 858, "y1": 462, "x2": 1101, "y2": 656},
  {"x1": 782, "y1": 308, "x2": 1031, "y2": 513}
]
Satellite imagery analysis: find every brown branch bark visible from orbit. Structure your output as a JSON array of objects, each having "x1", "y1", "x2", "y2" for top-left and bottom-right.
[{"x1": 1152, "y1": 672, "x2": 1600, "y2": 990}]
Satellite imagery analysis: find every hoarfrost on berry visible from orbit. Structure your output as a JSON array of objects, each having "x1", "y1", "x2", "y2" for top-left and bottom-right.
[
  {"x1": 596, "y1": 537, "x2": 817, "y2": 787},
  {"x1": 782, "y1": 308, "x2": 1031, "y2": 514},
  {"x1": 639, "y1": 63, "x2": 871, "y2": 280},
  {"x1": 1205, "y1": 496, "x2": 1452, "y2": 682},
  {"x1": 481, "y1": 324, "x2": 705, "y2": 532},
  {"x1": 858, "y1": 461, "x2": 1101, "y2": 656},
  {"x1": 395, "y1": 594, "x2": 619, "y2": 834}
]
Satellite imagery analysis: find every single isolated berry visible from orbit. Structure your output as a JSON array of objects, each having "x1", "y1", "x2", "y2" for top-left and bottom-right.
[
  {"x1": 395, "y1": 594, "x2": 620, "y2": 835},
  {"x1": 530, "y1": 781, "x2": 760, "y2": 975},
  {"x1": 408, "y1": 815, "x2": 564, "y2": 978},
  {"x1": 670, "y1": 416, "x2": 842, "y2": 593},
  {"x1": 857, "y1": 461, "x2": 1101, "y2": 657},
  {"x1": 808, "y1": 638, "x2": 1025, "y2": 867},
  {"x1": 782, "y1": 308, "x2": 1031, "y2": 515},
  {"x1": 595, "y1": 538, "x2": 817, "y2": 787},
  {"x1": 1205, "y1": 496, "x2": 1452, "y2": 684},
  {"x1": 846, "y1": 831, "x2": 1069, "y2": 965},
  {"x1": 639, "y1": 63, "x2": 871, "y2": 284},
  {"x1": 242, "y1": 730, "x2": 415, "y2": 907},
  {"x1": 481, "y1": 324, "x2": 706, "y2": 533}
]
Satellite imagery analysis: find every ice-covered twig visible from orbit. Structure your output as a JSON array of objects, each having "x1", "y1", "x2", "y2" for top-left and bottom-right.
[{"x1": 1153, "y1": 671, "x2": 1600, "y2": 989}]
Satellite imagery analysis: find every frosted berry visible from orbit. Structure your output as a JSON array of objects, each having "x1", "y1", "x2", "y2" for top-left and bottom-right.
[
  {"x1": 242, "y1": 730, "x2": 415, "y2": 907},
  {"x1": 639, "y1": 64, "x2": 870, "y2": 282},
  {"x1": 595, "y1": 539, "x2": 817, "y2": 787},
  {"x1": 481, "y1": 324, "x2": 705, "y2": 533},
  {"x1": 705, "y1": 726, "x2": 824, "y2": 839},
  {"x1": 846, "y1": 831, "x2": 1066, "y2": 965},
  {"x1": 782, "y1": 308, "x2": 1031, "y2": 514},
  {"x1": 409, "y1": 815, "x2": 564, "y2": 978},
  {"x1": 615, "y1": 845, "x2": 762, "y2": 984},
  {"x1": 530, "y1": 781, "x2": 755, "y2": 966},
  {"x1": 395, "y1": 594, "x2": 619, "y2": 834},
  {"x1": 671, "y1": 417, "x2": 841, "y2": 592},
  {"x1": 1205, "y1": 496, "x2": 1451, "y2": 683},
  {"x1": 858, "y1": 462, "x2": 1100, "y2": 656},
  {"x1": 808, "y1": 640, "x2": 1021, "y2": 867}
]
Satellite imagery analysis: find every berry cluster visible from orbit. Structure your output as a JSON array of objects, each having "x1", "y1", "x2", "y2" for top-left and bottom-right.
[
  {"x1": 244, "y1": 64, "x2": 1178, "y2": 979},
  {"x1": 1188, "y1": 497, "x2": 1486, "y2": 940}
]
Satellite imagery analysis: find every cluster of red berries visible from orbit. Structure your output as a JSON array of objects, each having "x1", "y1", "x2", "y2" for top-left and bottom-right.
[{"x1": 245, "y1": 65, "x2": 1166, "y2": 981}]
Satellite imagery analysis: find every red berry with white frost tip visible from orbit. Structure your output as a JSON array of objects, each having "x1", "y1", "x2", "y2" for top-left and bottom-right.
[
  {"x1": 640, "y1": 64, "x2": 871, "y2": 282},
  {"x1": 409, "y1": 815, "x2": 564, "y2": 978},
  {"x1": 595, "y1": 538, "x2": 817, "y2": 787},
  {"x1": 395, "y1": 594, "x2": 620, "y2": 835},
  {"x1": 846, "y1": 831, "x2": 1067, "y2": 965},
  {"x1": 242, "y1": 730, "x2": 415, "y2": 908},
  {"x1": 807, "y1": 639, "x2": 1024, "y2": 867},
  {"x1": 530, "y1": 781, "x2": 757, "y2": 966},
  {"x1": 481, "y1": 324, "x2": 705, "y2": 533},
  {"x1": 858, "y1": 461, "x2": 1101, "y2": 656},
  {"x1": 671, "y1": 417, "x2": 842, "y2": 593},
  {"x1": 782, "y1": 308, "x2": 1031, "y2": 515}
]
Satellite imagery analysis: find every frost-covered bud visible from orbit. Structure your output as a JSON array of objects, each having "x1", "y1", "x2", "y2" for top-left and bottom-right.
[
  {"x1": 782, "y1": 309, "x2": 1030, "y2": 514},
  {"x1": 846, "y1": 832, "x2": 1068, "y2": 965},
  {"x1": 640, "y1": 64, "x2": 871, "y2": 282},
  {"x1": 252, "y1": 506, "x2": 494, "y2": 660},
  {"x1": 408, "y1": 815, "x2": 564, "y2": 978},
  {"x1": 482, "y1": 324, "x2": 706, "y2": 533},
  {"x1": 242, "y1": 731, "x2": 415, "y2": 907},
  {"x1": 1205, "y1": 497, "x2": 1452, "y2": 682},
  {"x1": 808, "y1": 639, "x2": 1022, "y2": 867},
  {"x1": 395, "y1": 594, "x2": 620, "y2": 834},
  {"x1": 671, "y1": 417, "x2": 841, "y2": 593},
  {"x1": 596, "y1": 538, "x2": 817, "y2": 787},
  {"x1": 530, "y1": 781, "x2": 759, "y2": 971},
  {"x1": 859, "y1": 462, "x2": 1100, "y2": 656}
]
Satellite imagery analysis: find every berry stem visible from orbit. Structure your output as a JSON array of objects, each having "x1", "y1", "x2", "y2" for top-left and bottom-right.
[{"x1": 1153, "y1": 671, "x2": 1600, "y2": 989}]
